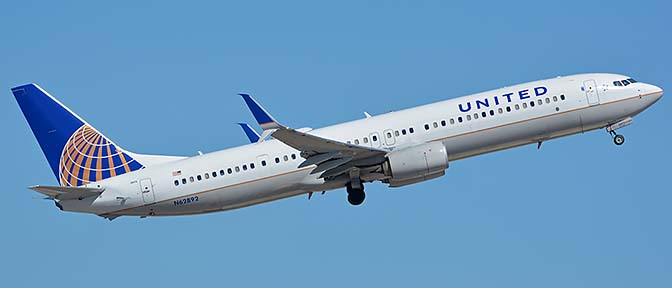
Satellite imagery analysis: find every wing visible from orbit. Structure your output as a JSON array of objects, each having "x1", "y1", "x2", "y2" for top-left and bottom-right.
[
  {"x1": 240, "y1": 93, "x2": 388, "y2": 178},
  {"x1": 30, "y1": 185, "x2": 104, "y2": 200}
]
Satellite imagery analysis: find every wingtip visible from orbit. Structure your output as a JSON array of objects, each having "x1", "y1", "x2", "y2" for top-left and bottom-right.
[{"x1": 239, "y1": 93, "x2": 281, "y2": 129}]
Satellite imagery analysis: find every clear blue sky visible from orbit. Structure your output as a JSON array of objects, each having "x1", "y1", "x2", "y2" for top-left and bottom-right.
[{"x1": 1, "y1": 1, "x2": 670, "y2": 287}]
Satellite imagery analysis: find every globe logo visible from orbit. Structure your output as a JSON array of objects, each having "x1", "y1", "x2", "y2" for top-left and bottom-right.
[{"x1": 59, "y1": 125, "x2": 142, "y2": 186}]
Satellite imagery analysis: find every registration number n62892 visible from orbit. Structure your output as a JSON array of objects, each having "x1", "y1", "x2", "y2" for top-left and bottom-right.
[{"x1": 173, "y1": 196, "x2": 199, "y2": 206}]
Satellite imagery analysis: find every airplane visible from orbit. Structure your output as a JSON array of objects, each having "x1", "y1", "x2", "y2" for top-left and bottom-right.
[{"x1": 11, "y1": 73, "x2": 663, "y2": 219}]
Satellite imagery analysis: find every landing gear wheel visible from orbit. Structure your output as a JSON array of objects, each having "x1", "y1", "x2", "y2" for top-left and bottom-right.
[
  {"x1": 347, "y1": 190, "x2": 365, "y2": 205},
  {"x1": 613, "y1": 134, "x2": 625, "y2": 146},
  {"x1": 346, "y1": 182, "x2": 365, "y2": 206}
]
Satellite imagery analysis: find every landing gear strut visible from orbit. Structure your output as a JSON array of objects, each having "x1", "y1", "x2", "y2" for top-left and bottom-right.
[{"x1": 346, "y1": 182, "x2": 365, "y2": 205}]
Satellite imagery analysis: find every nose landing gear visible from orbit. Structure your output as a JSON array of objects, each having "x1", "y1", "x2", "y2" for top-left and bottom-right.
[
  {"x1": 606, "y1": 117, "x2": 632, "y2": 146},
  {"x1": 607, "y1": 128, "x2": 625, "y2": 146}
]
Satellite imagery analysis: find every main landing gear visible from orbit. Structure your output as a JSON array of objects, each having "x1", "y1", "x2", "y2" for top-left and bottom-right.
[{"x1": 346, "y1": 180, "x2": 365, "y2": 206}]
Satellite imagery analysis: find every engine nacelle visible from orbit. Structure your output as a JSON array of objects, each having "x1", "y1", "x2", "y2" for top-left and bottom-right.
[{"x1": 382, "y1": 142, "x2": 449, "y2": 187}]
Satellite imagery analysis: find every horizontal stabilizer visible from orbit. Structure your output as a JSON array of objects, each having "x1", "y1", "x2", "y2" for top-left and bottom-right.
[{"x1": 29, "y1": 185, "x2": 104, "y2": 200}]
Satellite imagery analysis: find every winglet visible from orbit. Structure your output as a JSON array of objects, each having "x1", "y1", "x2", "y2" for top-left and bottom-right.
[
  {"x1": 239, "y1": 93, "x2": 282, "y2": 130},
  {"x1": 237, "y1": 122, "x2": 261, "y2": 143}
]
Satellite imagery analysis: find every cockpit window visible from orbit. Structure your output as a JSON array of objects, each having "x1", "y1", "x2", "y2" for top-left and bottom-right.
[{"x1": 613, "y1": 78, "x2": 637, "y2": 86}]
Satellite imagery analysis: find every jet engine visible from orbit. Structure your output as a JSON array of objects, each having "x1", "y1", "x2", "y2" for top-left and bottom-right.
[{"x1": 382, "y1": 142, "x2": 449, "y2": 187}]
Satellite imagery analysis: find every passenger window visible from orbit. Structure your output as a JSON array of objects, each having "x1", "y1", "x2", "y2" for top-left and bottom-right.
[
  {"x1": 275, "y1": 157, "x2": 280, "y2": 163},
  {"x1": 450, "y1": 119, "x2": 455, "y2": 125},
  {"x1": 498, "y1": 108, "x2": 503, "y2": 114},
  {"x1": 261, "y1": 160, "x2": 267, "y2": 166},
  {"x1": 530, "y1": 101, "x2": 535, "y2": 107},
  {"x1": 545, "y1": 98, "x2": 550, "y2": 104},
  {"x1": 387, "y1": 132, "x2": 392, "y2": 138},
  {"x1": 182, "y1": 178, "x2": 187, "y2": 184},
  {"x1": 354, "y1": 139, "x2": 360, "y2": 145},
  {"x1": 537, "y1": 99, "x2": 543, "y2": 105},
  {"x1": 506, "y1": 106, "x2": 511, "y2": 112},
  {"x1": 482, "y1": 111, "x2": 487, "y2": 118},
  {"x1": 174, "y1": 180, "x2": 179, "y2": 186},
  {"x1": 283, "y1": 155, "x2": 289, "y2": 161},
  {"x1": 402, "y1": 129, "x2": 407, "y2": 135},
  {"x1": 395, "y1": 130, "x2": 400, "y2": 136},
  {"x1": 235, "y1": 167, "x2": 240, "y2": 172},
  {"x1": 560, "y1": 95, "x2": 566, "y2": 100},
  {"x1": 553, "y1": 96, "x2": 558, "y2": 102},
  {"x1": 473, "y1": 113, "x2": 479, "y2": 119},
  {"x1": 515, "y1": 104, "x2": 520, "y2": 110},
  {"x1": 220, "y1": 169, "x2": 225, "y2": 176},
  {"x1": 291, "y1": 154, "x2": 296, "y2": 160},
  {"x1": 441, "y1": 120, "x2": 446, "y2": 126},
  {"x1": 363, "y1": 137, "x2": 369, "y2": 143},
  {"x1": 250, "y1": 163, "x2": 255, "y2": 169},
  {"x1": 489, "y1": 110, "x2": 495, "y2": 116},
  {"x1": 197, "y1": 175, "x2": 202, "y2": 181},
  {"x1": 424, "y1": 124, "x2": 430, "y2": 130},
  {"x1": 243, "y1": 165, "x2": 248, "y2": 171},
  {"x1": 466, "y1": 114, "x2": 472, "y2": 121},
  {"x1": 204, "y1": 173, "x2": 209, "y2": 179},
  {"x1": 409, "y1": 128, "x2": 415, "y2": 133},
  {"x1": 523, "y1": 103, "x2": 528, "y2": 108},
  {"x1": 433, "y1": 122, "x2": 438, "y2": 128},
  {"x1": 227, "y1": 168, "x2": 233, "y2": 174},
  {"x1": 189, "y1": 176, "x2": 194, "y2": 182},
  {"x1": 458, "y1": 116, "x2": 463, "y2": 123},
  {"x1": 372, "y1": 135, "x2": 378, "y2": 141}
]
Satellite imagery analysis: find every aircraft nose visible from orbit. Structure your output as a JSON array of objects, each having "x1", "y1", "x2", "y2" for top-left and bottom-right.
[{"x1": 650, "y1": 84, "x2": 664, "y2": 101}]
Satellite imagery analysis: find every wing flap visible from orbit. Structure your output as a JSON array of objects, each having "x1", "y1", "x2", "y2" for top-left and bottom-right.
[{"x1": 29, "y1": 185, "x2": 104, "y2": 200}]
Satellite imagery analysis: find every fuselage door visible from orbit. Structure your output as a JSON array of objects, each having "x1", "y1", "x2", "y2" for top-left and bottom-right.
[
  {"x1": 140, "y1": 178, "x2": 155, "y2": 203},
  {"x1": 583, "y1": 79, "x2": 600, "y2": 106},
  {"x1": 383, "y1": 129, "x2": 396, "y2": 146}
]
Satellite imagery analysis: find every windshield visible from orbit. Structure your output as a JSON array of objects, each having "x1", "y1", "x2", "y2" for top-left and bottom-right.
[{"x1": 613, "y1": 78, "x2": 637, "y2": 86}]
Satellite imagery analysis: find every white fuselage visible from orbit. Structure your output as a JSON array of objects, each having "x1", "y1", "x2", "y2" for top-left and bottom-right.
[{"x1": 59, "y1": 73, "x2": 663, "y2": 217}]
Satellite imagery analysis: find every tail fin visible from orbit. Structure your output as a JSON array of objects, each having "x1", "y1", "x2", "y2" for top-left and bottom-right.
[{"x1": 12, "y1": 84, "x2": 144, "y2": 186}]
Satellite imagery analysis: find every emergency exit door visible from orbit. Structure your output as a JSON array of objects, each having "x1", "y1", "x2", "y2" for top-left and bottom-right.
[
  {"x1": 583, "y1": 79, "x2": 600, "y2": 106},
  {"x1": 140, "y1": 178, "x2": 155, "y2": 203}
]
